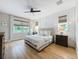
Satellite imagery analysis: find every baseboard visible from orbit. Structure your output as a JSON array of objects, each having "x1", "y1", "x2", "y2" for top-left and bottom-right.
[{"x1": 5, "y1": 39, "x2": 23, "y2": 43}]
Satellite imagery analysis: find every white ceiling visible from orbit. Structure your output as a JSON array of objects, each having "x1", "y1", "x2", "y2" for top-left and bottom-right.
[{"x1": 0, "y1": 0, "x2": 76, "y2": 19}]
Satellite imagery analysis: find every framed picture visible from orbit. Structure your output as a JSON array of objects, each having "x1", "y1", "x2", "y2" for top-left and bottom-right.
[{"x1": 58, "y1": 15, "x2": 67, "y2": 23}]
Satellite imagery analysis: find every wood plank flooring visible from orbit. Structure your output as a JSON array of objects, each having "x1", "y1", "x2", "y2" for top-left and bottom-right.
[{"x1": 4, "y1": 40, "x2": 77, "y2": 59}]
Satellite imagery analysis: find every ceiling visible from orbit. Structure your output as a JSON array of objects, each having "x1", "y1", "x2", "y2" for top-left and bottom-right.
[{"x1": 0, "y1": 0, "x2": 76, "y2": 19}]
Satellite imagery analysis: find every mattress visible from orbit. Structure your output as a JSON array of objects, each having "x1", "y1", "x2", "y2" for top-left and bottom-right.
[{"x1": 24, "y1": 34, "x2": 53, "y2": 51}]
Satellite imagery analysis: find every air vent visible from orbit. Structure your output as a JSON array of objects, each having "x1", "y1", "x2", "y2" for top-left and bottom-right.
[{"x1": 56, "y1": 0, "x2": 63, "y2": 5}]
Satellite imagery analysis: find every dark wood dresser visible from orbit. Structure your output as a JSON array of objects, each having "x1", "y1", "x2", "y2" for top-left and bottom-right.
[
  {"x1": 0, "y1": 32, "x2": 5, "y2": 59},
  {"x1": 56, "y1": 35, "x2": 68, "y2": 47}
]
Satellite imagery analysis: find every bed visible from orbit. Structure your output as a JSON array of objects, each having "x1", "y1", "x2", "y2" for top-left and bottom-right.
[{"x1": 24, "y1": 28, "x2": 54, "y2": 51}]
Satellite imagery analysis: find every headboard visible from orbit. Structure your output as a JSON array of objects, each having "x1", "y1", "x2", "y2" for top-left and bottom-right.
[{"x1": 39, "y1": 28, "x2": 54, "y2": 36}]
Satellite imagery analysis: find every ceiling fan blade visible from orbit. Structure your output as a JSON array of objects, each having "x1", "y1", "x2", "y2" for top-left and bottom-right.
[
  {"x1": 24, "y1": 11, "x2": 30, "y2": 13},
  {"x1": 31, "y1": 10, "x2": 41, "y2": 12}
]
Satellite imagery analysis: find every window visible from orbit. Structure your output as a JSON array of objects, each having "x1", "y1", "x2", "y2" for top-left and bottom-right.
[
  {"x1": 13, "y1": 25, "x2": 30, "y2": 33},
  {"x1": 58, "y1": 23, "x2": 69, "y2": 32},
  {"x1": 13, "y1": 20, "x2": 30, "y2": 34},
  {"x1": 22, "y1": 26, "x2": 30, "y2": 33}
]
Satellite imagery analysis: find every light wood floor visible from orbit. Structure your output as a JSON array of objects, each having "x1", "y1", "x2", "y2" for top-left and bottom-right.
[{"x1": 4, "y1": 40, "x2": 77, "y2": 59}]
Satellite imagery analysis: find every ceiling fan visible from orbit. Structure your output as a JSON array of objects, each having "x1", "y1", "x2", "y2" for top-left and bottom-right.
[{"x1": 24, "y1": 8, "x2": 41, "y2": 13}]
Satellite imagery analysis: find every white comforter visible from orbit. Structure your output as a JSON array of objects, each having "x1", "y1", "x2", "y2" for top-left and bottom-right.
[{"x1": 25, "y1": 34, "x2": 52, "y2": 49}]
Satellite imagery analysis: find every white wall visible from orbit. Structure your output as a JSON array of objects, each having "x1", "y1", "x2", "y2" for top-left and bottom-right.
[
  {"x1": 37, "y1": 7, "x2": 76, "y2": 47},
  {"x1": 0, "y1": 12, "x2": 10, "y2": 42}
]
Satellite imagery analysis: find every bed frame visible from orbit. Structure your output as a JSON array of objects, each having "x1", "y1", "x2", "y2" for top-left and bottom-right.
[{"x1": 25, "y1": 40, "x2": 53, "y2": 52}]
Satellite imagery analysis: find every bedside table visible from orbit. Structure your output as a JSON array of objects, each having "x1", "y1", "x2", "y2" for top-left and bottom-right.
[{"x1": 56, "y1": 35, "x2": 68, "y2": 47}]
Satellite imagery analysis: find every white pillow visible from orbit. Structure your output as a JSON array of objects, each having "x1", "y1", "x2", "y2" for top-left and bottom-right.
[{"x1": 39, "y1": 31, "x2": 51, "y2": 36}]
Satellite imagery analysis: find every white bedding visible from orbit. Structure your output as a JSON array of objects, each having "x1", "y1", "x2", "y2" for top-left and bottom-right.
[{"x1": 25, "y1": 34, "x2": 53, "y2": 50}]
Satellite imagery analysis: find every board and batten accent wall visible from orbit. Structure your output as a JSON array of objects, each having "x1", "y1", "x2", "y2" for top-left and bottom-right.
[
  {"x1": 0, "y1": 12, "x2": 31, "y2": 42},
  {"x1": 37, "y1": 7, "x2": 76, "y2": 48}
]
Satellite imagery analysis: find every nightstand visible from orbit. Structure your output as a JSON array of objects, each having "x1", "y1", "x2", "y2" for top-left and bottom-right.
[{"x1": 56, "y1": 35, "x2": 68, "y2": 47}]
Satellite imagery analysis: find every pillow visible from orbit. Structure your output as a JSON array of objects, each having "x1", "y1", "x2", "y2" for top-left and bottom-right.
[{"x1": 39, "y1": 31, "x2": 51, "y2": 36}]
